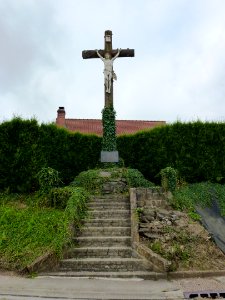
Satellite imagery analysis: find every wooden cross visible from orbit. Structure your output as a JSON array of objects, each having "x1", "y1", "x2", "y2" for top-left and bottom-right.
[{"x1": 82, "y1": 30, "x2": 135, "y2": 108}]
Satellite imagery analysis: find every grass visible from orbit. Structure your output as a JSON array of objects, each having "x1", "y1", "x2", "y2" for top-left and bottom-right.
[
  {"x1": 171, "y1": 182, "x2": 225, "y2": 216},
  {"x1": 0, "y1": 187, "x2": 89, "y2": 272}
]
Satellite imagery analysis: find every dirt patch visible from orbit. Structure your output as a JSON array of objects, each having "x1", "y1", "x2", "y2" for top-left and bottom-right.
[{"x1": 139, "y1": 207, "x2": 225, "y2": 271}]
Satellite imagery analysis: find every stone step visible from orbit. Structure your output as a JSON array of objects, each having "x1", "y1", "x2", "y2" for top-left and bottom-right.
[
  {"x1": 40, "y1": 271, "x2": 166, "y2": 280},
  {"x1": 89, "y1": 198, "x2": 129, "y2": 204},
  {"x1": 66, "y1": 246, "x2": 133, "y2": 258},
  {"x1": 75, "y1": 236, "x2": 131, "y2": 247},
  {"x1": 88, "y1": 203, "x2": 130, "y2": 210},
  {"x1": 59, "y1": 257, "x2": 151, "y2": 272},
  {"x1": 90, "y1": 210, "x2": 130, "y2": 219},
  {"x1": 92, "y1": 195, "x2": 129, "y2": 201},
  {"x1": 80, "y1": 226, "x2": 130, "y2": 237},
  {"x1": 84, "y1": 218, "x2": 131, "y2": 227}
]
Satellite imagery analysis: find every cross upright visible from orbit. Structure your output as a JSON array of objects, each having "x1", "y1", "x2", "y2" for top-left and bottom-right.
[{"x1": 82, "y1": 30, "x2": 135, "y2": 108}]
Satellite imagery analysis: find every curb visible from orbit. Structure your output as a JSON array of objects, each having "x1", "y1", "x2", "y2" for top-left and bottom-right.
[{"x1": 168, "y1": 269, "x2": 225, "y2": 279}]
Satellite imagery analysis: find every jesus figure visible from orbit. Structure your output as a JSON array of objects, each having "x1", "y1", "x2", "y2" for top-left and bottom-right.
[{"x1": 96, "y1": 49, "x2": 121, "y2": 93}]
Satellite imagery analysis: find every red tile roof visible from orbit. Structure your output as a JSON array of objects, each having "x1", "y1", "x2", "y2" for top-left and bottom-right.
[{"x1": 63, "y1": 119, "x2": 165, "y2": 136}]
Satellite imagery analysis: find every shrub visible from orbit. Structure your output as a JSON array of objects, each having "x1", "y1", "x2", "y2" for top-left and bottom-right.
[
  {"x1": 48, "y1": 187, "x2": 73, "y2": 209},
  {"x1": 160, "y1": 167, "x2": 178, "y2": 192},
  {"x1": 36, "y1": 167, "x2": 63, "y2": 194},
  {"x1": 65, "y1": 187, "x2": 89, "y2": 227},
  {"x1": 124, "y1": 168, "x2": 155, "y2": 188}
]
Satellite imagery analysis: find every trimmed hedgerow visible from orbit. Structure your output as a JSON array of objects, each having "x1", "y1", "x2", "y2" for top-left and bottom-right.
[
  {"x1": 118, "y1": 121, "x2": 225, "y2": 184},
  {"x1": 0, "y1": 118, "x2": 101, "y2": 193},
  {"x1": 0, "y1": 118, "x2": 225, "y2": 192}
]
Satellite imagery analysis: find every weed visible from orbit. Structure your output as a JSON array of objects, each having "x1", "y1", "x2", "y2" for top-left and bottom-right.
[
  {"x1": 36, "y1": 167, "x2": 63, "y2": 194},
  {"x1": 135, "y1": 207, "x2": 144, "y2": 221}
]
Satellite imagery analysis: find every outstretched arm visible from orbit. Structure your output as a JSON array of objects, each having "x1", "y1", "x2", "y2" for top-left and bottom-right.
[
  {"x1": 112, "y1": 48, "x2": 121, "y2": 61},
  {"x1": 96, "y1": 49, "x2": 104, "y2": 61}
]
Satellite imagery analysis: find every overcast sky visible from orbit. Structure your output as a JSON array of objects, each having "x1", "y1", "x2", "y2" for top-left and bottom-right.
[{"x1": 0, "y1": 0, "x2": 225, "y2": 124}]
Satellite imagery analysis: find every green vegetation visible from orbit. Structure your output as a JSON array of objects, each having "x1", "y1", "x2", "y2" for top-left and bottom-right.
[
  {"x1": 171, "y1": 182, "x2": 225, "y2": 216},
  {"x1": 118, "y1": 121, "x2": 225, "y2": 184},
  {"x1": 37, "y1": 167, "x2": 63, "y2": 193},
  {"x1": 0, "y1": 118, "x2": 101, "y2": 193},
  {"x1": 150, "y1": 229, "x2": 196, "y2": 271},
  {"x1": 102, "y1": 107, "x2": 117, "y2": 151},
  {"x1": 72, "y1": 168, "x2": 155, "y2": 194},
  {"x1": 124, "y1": 168, "x2": 155, "y2": 188},
  {"x1": 1, "y1": 117, "x2": 225, "y2": 272},
  {"x1": 160, "y1": 167, "x2": 178, "y2": 192},
  {"x1": 0, "y1": 187, "x2": 89, "y2": 271},
  {"x1": 1, "y1": 118, "x2": 225, "y2": 192}
]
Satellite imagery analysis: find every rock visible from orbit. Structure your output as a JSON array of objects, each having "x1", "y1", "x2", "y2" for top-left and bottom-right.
[
  {"x1": 166, "y1": 220, "x2": 172, "y2": 226},
  {"x1": 139, "y1": 223, "x2": 150, "y2": 228},
  {"x1": 143, "y1": 233, "x2": 161, "y2": 239},
  {"x1": 146, "y1": 215, "x2": 155, "y2": 222},
  {"x1": 170, "y1": 214, "x2": 179, "y2": 221},
  {"x1": 140, "y1": 215, "x2": 149, "y2": 223},
  {"x1": 143, "y1": 209, "x2": 155, "y2": 218},
  {"x1": 99, "y1": 171, "x2": 111, "y2": 177},
  {"x1": 174, "y1": 219, "x2": 188, "y2": 228}
]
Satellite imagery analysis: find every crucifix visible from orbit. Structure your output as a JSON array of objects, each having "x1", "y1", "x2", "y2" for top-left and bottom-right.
[
  {"x1": 82, "y1": 30, "x2": 134, "y2": 163},
  {"x1": 82, "y1": 30, "x2": 134, "y2": 108}
]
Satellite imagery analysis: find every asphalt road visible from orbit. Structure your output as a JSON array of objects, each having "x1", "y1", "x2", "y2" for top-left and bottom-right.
[{"x1": 0, "y1": 273, "x2": 225, "y2": 300}]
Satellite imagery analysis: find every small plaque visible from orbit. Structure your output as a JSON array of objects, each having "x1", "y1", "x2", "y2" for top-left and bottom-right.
[{"x1": 101, "y1": 151, "x2": 119, "y2": 163}]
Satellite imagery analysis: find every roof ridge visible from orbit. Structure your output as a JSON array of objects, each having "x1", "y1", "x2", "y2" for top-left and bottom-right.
[{"x1": 65, "y1": 118, "x2": 165, "y2": 122}]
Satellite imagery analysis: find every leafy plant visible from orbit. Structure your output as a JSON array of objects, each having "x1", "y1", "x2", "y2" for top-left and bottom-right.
[
  {"x1": 135, "y1": 207, "x2": 143, "y2": 221},
  {"x1": 102, "y1": 107, "x2": 117, "y2": 151},
  {"x1": 36, "y1": 167, "x2": 62, "y2": 193},
  {"x1": 124, "y1": 168, "x2": 155, "y2": 188},
  {"x1": 160, "y1": 167, "x2": 177, "y2": 192},
  {"x1": 48, "y1": 187, "x2": 73, "y2": 209},
  {"x1": 72, "y1": 169, "x2": 105, "y2": 194},
  {"x1": 188, "y1": 211, "x2": 201, "y2": 221},
  {"x1": 65, "y1": 187, "x2": 89, "y2": 227}
]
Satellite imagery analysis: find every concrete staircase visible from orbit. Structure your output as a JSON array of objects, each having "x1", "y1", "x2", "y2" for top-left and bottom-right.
[{"x1": 43, "y1": 194, "x2": 155, "y2": 278}]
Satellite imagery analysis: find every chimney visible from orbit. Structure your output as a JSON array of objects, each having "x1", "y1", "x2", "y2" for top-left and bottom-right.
[{"x1": 56, "y1": 107, "x2": 66, "y2": 127}]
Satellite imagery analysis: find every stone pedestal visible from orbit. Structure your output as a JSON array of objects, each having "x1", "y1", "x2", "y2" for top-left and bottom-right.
[{"x1": 100, "y1": 151, "x2": 119, "y2": 163}]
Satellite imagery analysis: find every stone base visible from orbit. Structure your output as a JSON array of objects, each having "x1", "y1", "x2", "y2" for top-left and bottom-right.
[{"x1": 100, "y1": 151, "x2": 119, "y2": 163}]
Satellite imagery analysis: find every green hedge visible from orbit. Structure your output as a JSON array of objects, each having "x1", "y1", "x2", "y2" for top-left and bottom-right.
[
  {"x1": 0, "y1": 118, "x2": 224, "y2": 192},
  {"x1": 0, "y1": 118, "x2": 101, "y2": 192},
  {"x1": 118, "y1": 121, "x2": 225, "y2": 183}
]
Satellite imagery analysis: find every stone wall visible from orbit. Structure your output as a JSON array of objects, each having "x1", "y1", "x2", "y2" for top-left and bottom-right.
[
  {"x1": 135, "y1": 187, "x2": 169, "y2": 209},
  {"x1": 130, "y1": 188, "x2": 171, "y2": 272}
]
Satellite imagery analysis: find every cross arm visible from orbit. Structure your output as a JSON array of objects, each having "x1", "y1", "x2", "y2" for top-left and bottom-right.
[
  {"x1": 82, "y1": 50, "x2": 104, "y2": 59},
  {"x1": 82, "y1": 48, "x2": 135, "y2": 59}
]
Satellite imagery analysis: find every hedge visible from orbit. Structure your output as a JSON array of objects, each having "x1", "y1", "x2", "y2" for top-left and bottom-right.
[
  {"x1": 118, "y1": 121, "x2": 225, "y2": 183},
  {"x1": 0, "y1": 118, "x2": 224, "y2": 192},
  {"x1": 0, "y1": 118, "x2": 101, "y2": 192}
]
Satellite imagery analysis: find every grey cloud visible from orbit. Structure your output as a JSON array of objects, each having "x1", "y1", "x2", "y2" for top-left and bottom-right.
[{"x1": 0, "y1": 0, "x2": 59, "y2": 92}]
